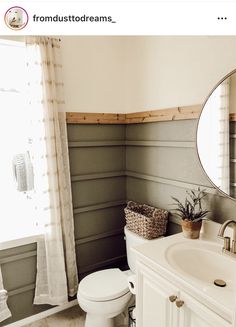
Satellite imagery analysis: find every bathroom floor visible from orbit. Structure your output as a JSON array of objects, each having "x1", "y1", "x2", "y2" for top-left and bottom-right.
[
  {"x1": 24, "y1": 305, "x2": 128, "y2": 327},
  {"x1": 24, "y1": 306, "x2": 85, "y2": 327}
]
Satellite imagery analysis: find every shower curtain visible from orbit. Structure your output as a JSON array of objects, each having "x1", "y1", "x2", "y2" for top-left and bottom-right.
[{"x1": 26, "y1": 37, "x2": 78, "y2": 305}]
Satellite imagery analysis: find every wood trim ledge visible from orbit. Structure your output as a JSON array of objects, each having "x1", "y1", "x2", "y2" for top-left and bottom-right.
[
  {"x1": 66, "y1": 106, "x2": 236, "y2": 124},
  {"x1": 66, "y1": 105, "x2": 202, "y2": 124}
]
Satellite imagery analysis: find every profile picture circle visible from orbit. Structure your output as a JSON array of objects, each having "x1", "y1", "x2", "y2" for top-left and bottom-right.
[{"x1": 4, "y1": 6, "x2": 29, "y2": 30}]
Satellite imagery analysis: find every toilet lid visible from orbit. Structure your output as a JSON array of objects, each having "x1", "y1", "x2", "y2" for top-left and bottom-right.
[{"x1": 78, "y1": 268, "x2": 129, "y2": 301}]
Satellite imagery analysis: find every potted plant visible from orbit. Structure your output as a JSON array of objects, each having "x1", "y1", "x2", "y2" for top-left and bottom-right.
[{"x1": 171, "y1": 188, "x2": 209, "y2": 239}]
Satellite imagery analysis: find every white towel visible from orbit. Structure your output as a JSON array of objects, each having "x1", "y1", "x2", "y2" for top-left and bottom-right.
[
  {"x1": 0, "y1": 268, "x2": 11, "y2": 322},
  {"x1": 12, "y1": 152, "x2": 34, "y2": 192}
]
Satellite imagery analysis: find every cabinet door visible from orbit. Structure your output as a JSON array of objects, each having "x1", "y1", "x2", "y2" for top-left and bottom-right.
[
  {"x1": 178, "y1": 291, "x2": 231, "y2": 327},
  {"x1": 136, "y1": 263, "x2": 179, "y2": 327}
]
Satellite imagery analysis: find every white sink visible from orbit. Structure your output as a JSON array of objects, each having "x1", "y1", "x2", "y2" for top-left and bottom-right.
[
  {"x1": 165, "y1": 240, "x2": 236, "y2": 291},
  {"x1": 133, "y1": 221, "x2": 236, "y2": 321}
]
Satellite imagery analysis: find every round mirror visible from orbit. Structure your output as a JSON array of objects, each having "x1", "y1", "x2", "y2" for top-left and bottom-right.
[{"x1": 197, "y1": 69, "x2": 236, "y2": 199}]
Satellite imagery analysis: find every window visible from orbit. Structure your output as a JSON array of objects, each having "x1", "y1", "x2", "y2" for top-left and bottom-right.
[{"x1": 0, "y1": 39, "x2": 43, "y2": 243}]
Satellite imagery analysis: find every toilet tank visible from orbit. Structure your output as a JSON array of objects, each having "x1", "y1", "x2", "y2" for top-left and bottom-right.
[{"x1": 124, "y1": 226, "x2": 150, "y2": 273}]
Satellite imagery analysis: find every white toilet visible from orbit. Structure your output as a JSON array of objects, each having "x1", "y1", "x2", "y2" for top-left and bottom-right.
[{"x1": 77, "y1": 226, "x2": 151, "y2": 327}]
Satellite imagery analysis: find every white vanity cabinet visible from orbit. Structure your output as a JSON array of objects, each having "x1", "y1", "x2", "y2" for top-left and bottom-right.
[
  {"x1": 136, "y1": 262, "x2": 231, "y2": 327},
  {"x1": 136, "y1": 262, "x2": 179, "y2": 327},
  {"x1": 178, "y1": 291, "x2": 230, "y2": 327}
]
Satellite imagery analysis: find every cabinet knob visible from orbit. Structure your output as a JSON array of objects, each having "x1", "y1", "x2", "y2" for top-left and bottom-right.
[
  {"x1": 169, "y1": 295, "x2": 177, "y2": 302},
  {"x1": 176, "y1": 299, "x2": 184, "y2": 308}
]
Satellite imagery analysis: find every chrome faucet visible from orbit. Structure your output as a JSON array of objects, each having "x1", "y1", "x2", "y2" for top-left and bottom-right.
[{"x1": 218, "y1": 220, "x2": 236, "y2": 257}]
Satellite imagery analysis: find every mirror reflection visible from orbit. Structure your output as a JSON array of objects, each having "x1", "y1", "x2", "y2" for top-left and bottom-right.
[{"x1": 197, "y1": 71, "x2": 236, "y2": 198}]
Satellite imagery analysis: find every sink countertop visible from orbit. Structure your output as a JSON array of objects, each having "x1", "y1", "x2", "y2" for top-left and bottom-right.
[{"x1": 132, "y1": 220, "x2": 235, "y2": 323}]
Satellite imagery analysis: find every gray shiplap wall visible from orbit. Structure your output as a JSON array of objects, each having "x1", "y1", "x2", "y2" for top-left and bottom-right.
[
  {"x1": 1, "y1": 124, "x2": 128, "y2": 326},
  {"x1": 126, "y1": 120, "x2": 236, "y2": 226},
  {"x1": 2, "y1": 118, "x2": 236, "y2": 326},
  {"x1": 0, "y1": 244, "x2": 51, "y2": 326},
  {"x1": 67, "y1": 124, "x2": 127, "y2": 279}
]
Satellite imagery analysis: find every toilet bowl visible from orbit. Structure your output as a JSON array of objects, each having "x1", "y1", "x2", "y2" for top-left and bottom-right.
[
  {"x1": 77, "y1": 227, "x2": 151, "y2": 327},
  {"x1": 78, "y1": 268, "x2": 132, "y2": 327}
]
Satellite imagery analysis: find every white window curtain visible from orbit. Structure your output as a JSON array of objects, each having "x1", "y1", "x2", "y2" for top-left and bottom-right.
[
  {"x1": 0, "y1": 268, "x2": 11, "y2": 323},
  {"x1": 25, "y1": 36, "x2": 78, "y2": 305}
]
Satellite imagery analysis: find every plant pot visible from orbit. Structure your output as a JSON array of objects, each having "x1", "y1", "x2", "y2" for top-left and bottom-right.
[{"x1": 181, "y1": 219, "x2": 202, "y2": 239}]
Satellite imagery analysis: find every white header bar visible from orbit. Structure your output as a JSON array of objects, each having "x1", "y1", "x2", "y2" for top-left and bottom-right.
[{"x1": 0, "y1": 2, "x2": 236, "y2": 35}]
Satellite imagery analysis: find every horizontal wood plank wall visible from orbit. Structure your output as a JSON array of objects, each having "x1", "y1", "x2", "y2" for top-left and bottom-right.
[
  {"x1": 0, "y1": 244, "x2": 52, "y2": 326},
  {"x1": 67, "y1": 124, "x2": 127, "y2": 279},
  {"x1": 67, "y1": 107, "x2": 236, "y2": 125},
  {"x1": 230, "y1": 113, "x2": 236, "y2": 121},
  {"x1": 66, "y1": 105, "x2": 202, "y2": 124},
  {"x1": 125, "y1": 104, "x2": 201, "y2": 124},
  {"x1": 67, "y1": 112, "x2": 126, "y2": 124},
  {"x1": 3, "y1": 104, "x2": 236, "y2": 325},
  {"x1": 126, "y1": 120, "x2": 236, "y2": 229}
]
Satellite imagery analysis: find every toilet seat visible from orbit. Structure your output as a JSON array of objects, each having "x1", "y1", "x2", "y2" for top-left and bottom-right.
[{"x1": 79, "y1": 268, "x2": 129, "y2": 302}]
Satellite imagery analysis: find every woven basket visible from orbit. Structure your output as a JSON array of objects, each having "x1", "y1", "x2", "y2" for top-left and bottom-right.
[{"x1": 125, "y1": 201, "x2": 168, "y2": 240}]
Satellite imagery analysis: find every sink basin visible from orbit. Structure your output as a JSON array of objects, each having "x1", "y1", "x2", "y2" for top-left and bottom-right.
[
  {"x1": 165, "y1": 241, "x2": 236, "y2": 289},
  {"x1": 134, "y1": 222, "x2": 236, "y2": 320}
]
